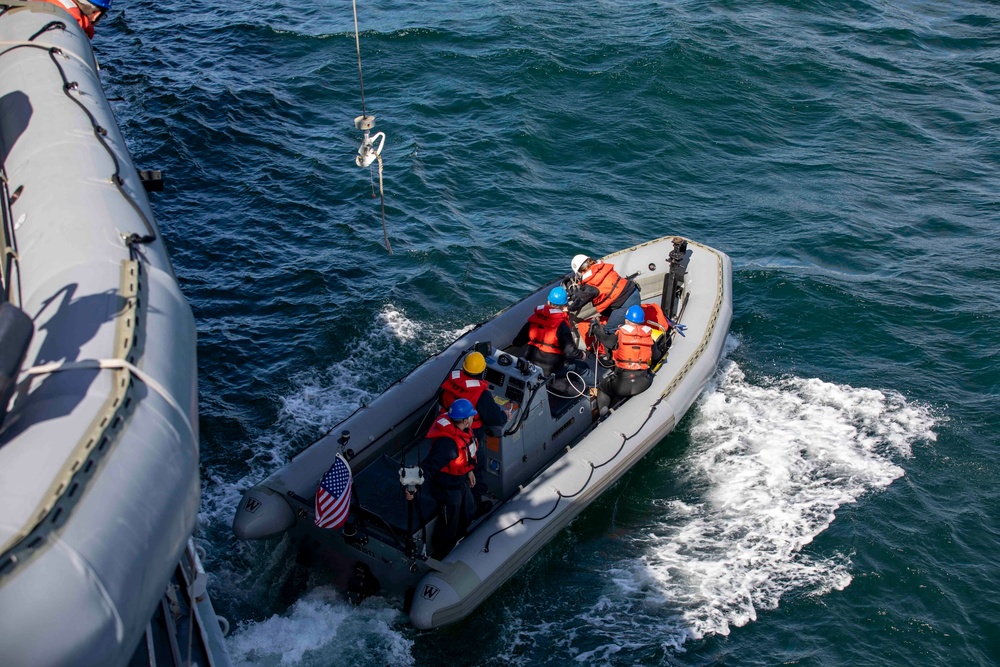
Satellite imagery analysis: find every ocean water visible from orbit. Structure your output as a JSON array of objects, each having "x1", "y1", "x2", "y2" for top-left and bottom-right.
[{"x1": 97, "y1": 0, "x2": 999, "y2": 664}]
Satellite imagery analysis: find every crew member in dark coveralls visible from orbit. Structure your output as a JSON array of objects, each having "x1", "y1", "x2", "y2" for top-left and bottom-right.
[
  {"x1": 407, "y1": 399, "x2": 479, "y2": 558},
  {"x1": 512, "y1": 286, "x2": 587, "y2": 377},
  {"x1": 592, "y1": 305, "x2": 664, "y2": 416},
  {"x1": 567, "y1": 254, "x2": 642, "y2": 333},
  {"x1": 438, "y1": 351, "x2": 507, "y2": 509}
]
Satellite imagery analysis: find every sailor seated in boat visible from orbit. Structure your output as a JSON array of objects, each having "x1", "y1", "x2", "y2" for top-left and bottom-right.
[
  {"x1": 567, "y1": 254, "x2": 642, "y2": 333},
  {"x1": 591, "y1": 305, "x2": 663, "y2": 416},
  {"x1": 405, "y1": 399, "x2": 479, "y2": 559},
  {"x1": 511, "y1": 286, "x2": 592, "y2": 390},
  {"x1": 438, "y1": 351, "x2": 508, "y2": 508}
]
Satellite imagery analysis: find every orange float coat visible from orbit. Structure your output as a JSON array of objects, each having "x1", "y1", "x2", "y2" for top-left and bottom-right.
[
  {"x1": 440, "y1": 370, "x2": 489, "y2": 430},
  {"x1": 526, "y1": 305, "x2": 570, "y2": 356},
  {"x1": 426, "y1": 415, "x2": 477, "y2": 477},
  {"x1": 611, "y1": 323, "x2": 654, "y2": 371},
  {"x1": 579, "y1": 262, "x2": 628, "y2": 311}
]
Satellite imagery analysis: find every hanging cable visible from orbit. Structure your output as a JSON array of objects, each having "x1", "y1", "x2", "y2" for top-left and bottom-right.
[
  {"x1": 351, "y1": 0, "x2": 366, "y2": 119},
  {"x1": 351, "y1": 0, "x2": 392, "y2": 254}
]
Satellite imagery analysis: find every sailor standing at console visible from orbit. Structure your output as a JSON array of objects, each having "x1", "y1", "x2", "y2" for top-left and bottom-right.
[
  {"x1": 592, "y1": 306, "x2": 662, "y2": 416},
  {"x1": 406, "y1": 399, "x2": 479, "y2": 558},
  {"x1": 33, "y1": 0, "x2": 111, "y2": 39},
  {"x1": 567, "y1": 254, "x2": 642, "y2": 333},
  {"x1": 439, "y1": 351, "x2": 507, "y2": 508}
]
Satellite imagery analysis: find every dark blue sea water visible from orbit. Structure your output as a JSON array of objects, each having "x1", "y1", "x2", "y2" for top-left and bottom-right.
[{"x1": 98, "y1": 1, "x2": 999, "y2": 664}]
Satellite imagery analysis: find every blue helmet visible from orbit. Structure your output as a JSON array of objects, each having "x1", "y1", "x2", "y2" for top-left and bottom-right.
[
  {"x1": 547, "y1": 286, "x2": 568, "y2": 306},
  {"x1": 625, "y1": 305, "x2": 645, "y2": 324},
  {"x1": 448, "y1": 398, "x2": 477, "y2": 420},
  {"x1": 89, "y1": 0, "x2": 113, "y2": 9}
]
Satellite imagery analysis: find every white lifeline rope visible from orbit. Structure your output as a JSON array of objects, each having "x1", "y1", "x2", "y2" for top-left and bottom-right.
[{"x1": 25, "y1": 358, "x2": 195, "y2": 442}]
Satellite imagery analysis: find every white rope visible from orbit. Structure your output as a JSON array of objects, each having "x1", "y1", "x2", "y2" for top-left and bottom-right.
[
  {"x1": 25, "y1": 358, "x2": 195, "y2": 442},
  {"x1": 544, "y1": 370, "x2": 590, "y2": 399},
  {"x1": 376, "y1": 153, "x2": 391, "y2": 254}
]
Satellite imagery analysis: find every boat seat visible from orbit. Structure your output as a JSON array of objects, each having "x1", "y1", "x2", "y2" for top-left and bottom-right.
[
  {"x1": 355, "y1": 454, "x2": 438, "y2": 535},
  {"x1": 546, "y1": 378, "x2": 586, "y2": 419},
  {"x1": 501, "y1": 344, "x2": 530, "y2": 367}
]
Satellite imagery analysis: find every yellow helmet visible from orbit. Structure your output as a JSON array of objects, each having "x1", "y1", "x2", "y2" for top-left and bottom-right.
[{"x1": 463, "y1": 351, "x2": 487, "y2": 375}]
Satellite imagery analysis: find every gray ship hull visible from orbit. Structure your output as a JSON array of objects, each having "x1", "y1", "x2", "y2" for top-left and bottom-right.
[{"x1": 0, "y1": 4, "x2": 229, "y2": 665}]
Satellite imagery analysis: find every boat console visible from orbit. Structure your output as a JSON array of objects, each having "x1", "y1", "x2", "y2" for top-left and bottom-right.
[
  {"x1": 482, "y1": 350, "x2": 542, "y2": 410},
  {"x1": 479, "y1": 350, "x2": 594, "y2": 499}
]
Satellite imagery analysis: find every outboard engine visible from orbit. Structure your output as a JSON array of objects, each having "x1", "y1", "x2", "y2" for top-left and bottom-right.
[{"x1": 0, "y1": 302, "x2": 33, "y2": 429}]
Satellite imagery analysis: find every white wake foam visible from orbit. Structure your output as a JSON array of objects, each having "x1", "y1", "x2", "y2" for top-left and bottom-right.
[
  {"x1": 278, "y1": 304, "x2": 474, "y2": 434},
  {"x1": 601, "y1": 360, "x2": 937, "y2": 651},
  {"x1": 225, "y1": 588, "x2": 413, "y2": 667},
  {"x1": 492, "y1": 357, "x2": 938, "y2": 663}
]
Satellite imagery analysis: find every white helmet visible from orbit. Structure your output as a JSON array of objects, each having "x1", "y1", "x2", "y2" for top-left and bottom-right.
[{"x1": 571, "y1": 254, "x2": 590, "y2": 274}]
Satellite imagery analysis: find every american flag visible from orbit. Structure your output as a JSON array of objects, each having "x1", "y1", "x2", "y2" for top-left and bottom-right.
[{"x1": 315, "y1": 454, "x2": 353, "y2": 529}]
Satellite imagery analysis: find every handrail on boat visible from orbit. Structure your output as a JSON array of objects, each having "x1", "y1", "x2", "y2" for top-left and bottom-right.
[{"x1": 0, "y1": 170, "x2": 20, "y2": 305}]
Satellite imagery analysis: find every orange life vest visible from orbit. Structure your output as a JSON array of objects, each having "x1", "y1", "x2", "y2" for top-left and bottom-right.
[
  {"x1": 640, "y1": 303, "x2": 670, "y2": 331},
  {"x1": 526, "y1": 305, "x2": 569, "y2": 356},
  {"x1": 579, "y1": 261, "x2": 627, "y2": 311},
  {"x1": 612, "y1": 323, "x2": 654, "y2": 371},
  {"x1": 37, "y1": 0, "x2": 95, "y2": 38},
  {"x1": 439, "y1": 370, "x2": 488, "y2": 429},
  {"x1": 426, "y1": 415, "x2": 477, "y2": 476}
]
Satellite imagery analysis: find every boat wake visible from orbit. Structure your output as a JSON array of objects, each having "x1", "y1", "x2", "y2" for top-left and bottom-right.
[
  {"x1": 225, "y1": 588, "x2": 413, "y2": 667},
  {"x1": 619, "y1": 359, "x2": 935, "y2": 644},
  {"x1": 210, "y1": 321, "x2": 937, "y2": 665},
  {"x1": 275, "y1": 304, "x2": 475, "y2": 439},
  {"x1": 201, "y1": 305, "x2": 471, "y2": 664},
  {"x1": 496, "y1": 353, "x2": 938, "y2": 662}
]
